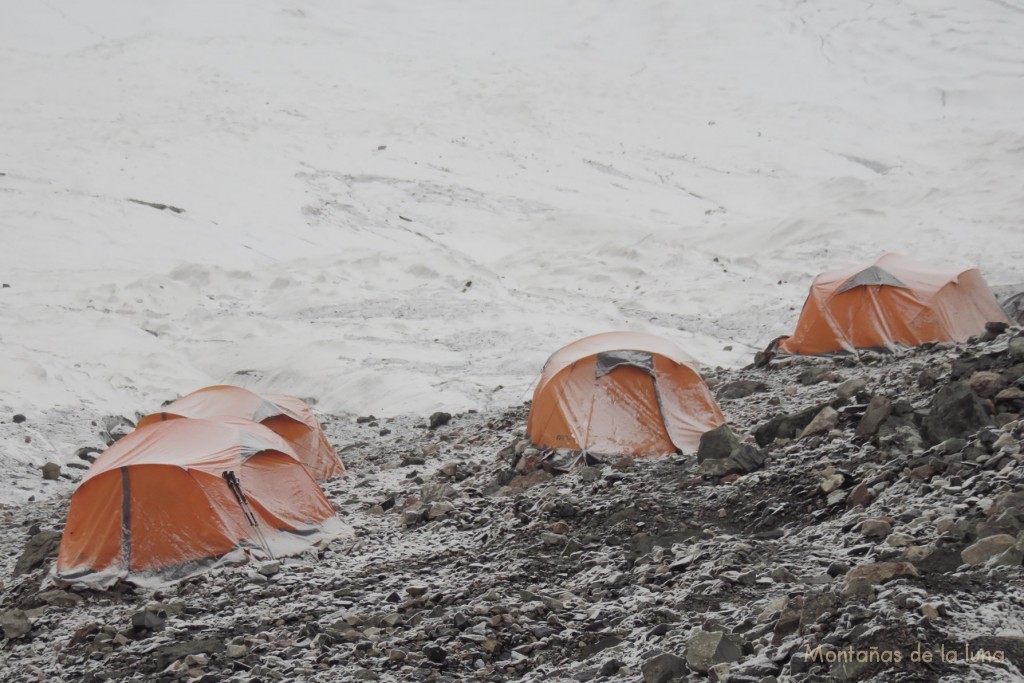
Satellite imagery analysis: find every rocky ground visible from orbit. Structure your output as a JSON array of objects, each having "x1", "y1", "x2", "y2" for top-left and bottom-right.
[{"x1": 3, "y1": 326, "x2": 1024, "y2": 682}]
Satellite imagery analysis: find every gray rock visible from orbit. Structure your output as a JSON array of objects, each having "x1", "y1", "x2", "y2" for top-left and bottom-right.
[
  {"x1": 41, "y1": 463, "x2": 61, "y2": 481},
  {"x1": 923, "y1": 381, "x2": 992, "y2": 445},
  {"x1": 860, "y1": 519, "x2": 892, "y2": 539},
  {"x1": 641, "y1": 652, "x2": 688, "y2": 683},
  {"x1": 1009, "y1": 337, "x2": 1024, "y2": 362},
  {"x1": 837, "y1": 377, "x2": 867, "y2": 401},
  {"x1": 961, "y1": 535, "x2": 1016, "y2": 565},
  {"x1": 819, "y1": 473, "x2": 845, "y2": 493},
  {"x1": 844, "y1": 561, "x2": 917, "y2": 587},
  {"x1": 421, "y1": 481, "x2": 457, "y2": 503},
  {"x1": 428, "y1": 412, "x2": 452, "y2": 429},
  {"x1": 226, "y1": 643, "x2": 249, "y2": 658},
  {"x1": 855, "y1": 396, "x2": 892, "y2": 439},
  {"x1": 131, "y1": 608, "x2": 166, "y2": 631},
  {"x1": 155, "y1": 638, "x2": 225, "y2": 668},
  {"x1": 257, "y1": 561, "x2": 281, "y2": 576},
  {"x1": 730, "y1": 445, "x2": 766, "y2": 473},
  {"x1": 426, "y1": 501, "x2": 455, "y2": 519},
  {"x1": 14, "y1": 530, "x2": 61, "y2": 576},
  {"x1": 886, "y1": 532, "x2": 916, "y2": 547},
  {"x1": 800, "y1": 407, "x2": 838, "y2": 439},
  {"x1": 686, "y1": 630, "x2": 744, "y2": 673},
  {"x1": 697, "y1": 425, "x2": 741, "y2": 462},
  {"x1": 755, "y1": 404, "x2": 825, "y2": 446},
  {"x1": 0, "y1": 610, "x2": 31, "y2": 639},
  {"x1": 36, "y1": 590, "x2": 83, "y2": 607},
  {"x1": 716, "y1": 380, "x2": 768, "y2": 400}
]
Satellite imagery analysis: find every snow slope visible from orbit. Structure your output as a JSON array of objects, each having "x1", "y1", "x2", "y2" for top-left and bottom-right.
[{"x1": 1, "y1": 0, "x2": 1022, "y2": 500}]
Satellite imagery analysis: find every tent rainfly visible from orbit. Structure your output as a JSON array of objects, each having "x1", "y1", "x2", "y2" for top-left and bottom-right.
[
  {"x1": 528, "y1": 331, "x2": 726, "y2": 457},
  {"x1": 778, "y1": 253, "x2": 1009, "y2": 355},
  {"x1": 56, "y1": 417, "x2": 348, "y2": 588},
  {"x1": 137, "y1": 385, "x2": 345, "y2": 480}
]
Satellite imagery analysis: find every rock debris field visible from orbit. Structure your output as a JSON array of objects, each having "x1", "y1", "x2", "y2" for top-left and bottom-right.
[{"x1": 3, "y1": 327, "x2": 1024, "y2": 682}]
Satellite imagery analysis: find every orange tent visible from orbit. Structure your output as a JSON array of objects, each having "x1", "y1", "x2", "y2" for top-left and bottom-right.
[
  {"x1": 56, "y1": 417, "x2": 347, "y2": 588},
  {"x1": 137, "y1": 385, "x2": 345, "y2": 480},
  {"x1": 778, "y1": 254, "x2": 1008, "y2": 355},
  {"x1": 527, "y1": 332, "x2": 726, "y2": 456}
]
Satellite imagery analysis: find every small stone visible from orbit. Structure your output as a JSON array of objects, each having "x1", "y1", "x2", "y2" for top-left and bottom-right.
[
  {"x1": 426, "y1": 501, "x2": 455, "y2": 519},
  {"x1": 12, "y1": 414, "x2": 26, "y2": 424},
  {"x1": 550, "y1": 521, "x2": 570, "y2": 534},
  {"x1": 846, "y1": 482, "x2": 873, "y2": 508},
  {"x1": 41, "y1": 463, "x2": 61, "y2": 481},
  {"x1": 424, "y1": 645, "x2": 447, "y2": 663},
  {"x1": 886, "y1": 532, "x2": 915, "y2": 548},
  {"x1": 131, "y1": 608, "x2": 166, "y2": 631},
  {"x1": 406, "y1": 585, "x2": 429, "y2": 597},
  {"x1": 428, "y1": 412, "x2": 452, "y2": 430},
  {"x1": 439, "y1": 462, "x2": 458, "y2": 477},
  {"x1": 541, "y1": 532, "x2": 567, "y2": 546},
  {"x1": 860, "y1": 519, "x2": 892, "y2": 539},
  {"x1": 837, "y1": 377, "x2": 867, "y2": 401},
  {"x1": 716, "y1": 380, "x2": 768, "y2": 400},
  {"x1": 226, "y1": 643, "x2": 248, "y2": 658},
  {"x1": 986, "y1": 321, "x2": 1009, "y2": 335},
  {"x1": 37, "y1": 590, "x2": 83, "y2": 607},
  {"x1": 820, "y1": 473, "x2": 845, "y2": 494},
  {"x1": 992, "y1": 433, "x2": 1015, "y2": 452},
  {"x1": 421, "y1": 481, "x2": 457, "y2": 503},
  {"x1": 257, "y1": 561, "x2": 281, "y2": 577}
]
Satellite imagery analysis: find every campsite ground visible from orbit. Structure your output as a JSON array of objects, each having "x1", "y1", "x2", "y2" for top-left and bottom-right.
[{"x1": 3, "y1": 331, "x2": 1024, "y2": 681}]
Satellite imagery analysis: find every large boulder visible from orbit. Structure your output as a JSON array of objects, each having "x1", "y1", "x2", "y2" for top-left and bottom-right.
[
  {"x1": 696, "y1": 425, "x2": 765, "y2": 477},
  {"x1": 922, "y1": 381, "x2": 992, "y2": 446},
  {"x1": 697, "y1": 425, "x2": 741, "y2": 463},
  {"x1": 962, "y1": 535, "x2": 1016, "y2": 566},
  {"x1": 855, "y1": 396, "x2": 892, "y2": 439}
]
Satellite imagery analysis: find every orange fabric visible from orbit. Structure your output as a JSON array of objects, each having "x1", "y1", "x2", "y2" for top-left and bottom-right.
[
  {"x1": 779, "y1": 254, "x2": 1008, "y2": 355},
  {"x1": 528, "y1": 332, "x2": 725, "y2": 456},
  {"x1": 58, "y1": 471, "x2": 123, "y2": 577},
  {"x1": 56, "y1": 418, "x2": 339, "y2": 586},
  {"x1": 136, "y1": 385, "x2": 345, "y2": 480}
]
